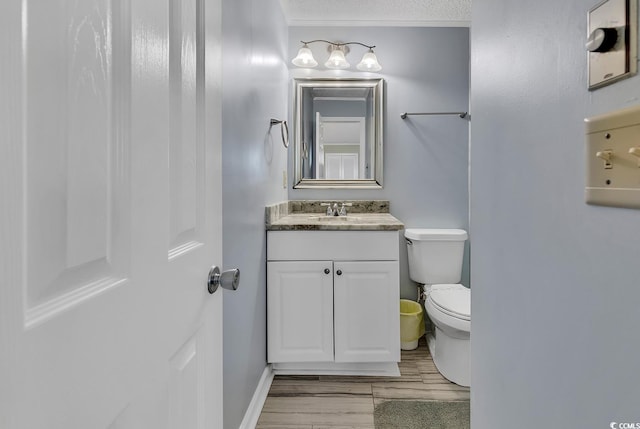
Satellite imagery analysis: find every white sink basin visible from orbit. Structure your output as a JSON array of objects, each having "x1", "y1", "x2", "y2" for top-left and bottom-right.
[{"x1": 307, "y1": 216, "x2": 363, "y2": 222}]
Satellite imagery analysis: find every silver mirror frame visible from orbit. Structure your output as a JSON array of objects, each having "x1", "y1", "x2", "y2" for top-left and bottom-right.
[{"x1": 293, "y1": 77, "x2": 384, "y2": 189}]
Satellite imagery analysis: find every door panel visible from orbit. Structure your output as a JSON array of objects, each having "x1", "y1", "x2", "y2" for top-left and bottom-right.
[
  {"x1": 334, "y1": 261, "x2": 400, "y2": 363},
  {"x1": 267, "y1": 261, "x2": 334, "y2": 363},
  {"x1": 169, "y1": 0, "x2": 205, "y2": 257},
  {"x1": 325, "y1": 153, "x2": 342, "y2": 179},
  {"x1": 342, "y1": 153, "x2": 359, "y2": 180},
  {"x1": 0, "y1": 0, "x2": 223, "y2": 428},
  {"x1": 24, "y1": 0, "x2": 132, "y2": 328},
  {"x1": 168, "y1": 329, "x2": 205, "y2": 429}
]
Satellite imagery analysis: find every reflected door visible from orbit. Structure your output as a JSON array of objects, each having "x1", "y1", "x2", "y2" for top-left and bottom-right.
[
  {"x1": 0, "y1": 0, "x2": 223, "y2": 428},
  {"x1": 325, "y1": 153, "x2": 359, "y2": 180},
  {"x1": 315, "y1": 113, "x2": 365, "y2": 179}
]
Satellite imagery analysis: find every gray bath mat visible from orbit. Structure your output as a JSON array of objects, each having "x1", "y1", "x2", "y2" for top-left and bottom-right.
[{"x1": 374, "y1": 400, "x2": 470, "y2": 429}]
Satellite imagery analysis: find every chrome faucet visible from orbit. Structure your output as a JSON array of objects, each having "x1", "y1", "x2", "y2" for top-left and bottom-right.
[
  {"x1": 331, "y1": 203, "x2": 339, "y2": 216},
  {"x1": 320, "y1": 202, "x2": 352, "y2": 216},
  {"x1": 321, "y1": 202, "x2": 339, "y2": 216}
]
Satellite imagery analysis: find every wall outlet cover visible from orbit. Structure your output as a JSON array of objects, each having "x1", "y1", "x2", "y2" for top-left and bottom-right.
[{"x1": 585, "y1": 104, "x2": 640, "y2": 208}]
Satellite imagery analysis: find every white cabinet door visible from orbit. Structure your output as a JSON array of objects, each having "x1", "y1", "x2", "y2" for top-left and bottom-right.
[
  {"x1": 268, "y1": 261, "x2": 334, "y2": 363},
  {"x1": 334, "y1": 262, "x2": 400, "y2": 363},
  {"x1": 0, "y1": 0, "x2": 223, "y2": 427}
]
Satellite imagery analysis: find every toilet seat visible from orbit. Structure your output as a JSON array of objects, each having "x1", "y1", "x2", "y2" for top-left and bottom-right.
[{"x1": 428, "y1": 284, "x2": 470, "y2": 321}]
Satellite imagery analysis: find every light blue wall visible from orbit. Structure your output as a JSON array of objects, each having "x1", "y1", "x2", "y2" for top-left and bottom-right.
[
  {"x1": 471, "y1": 1, "x2": 640, "y2": 427},
  {"x1": 288, "y1": 27, "x2": 471, "y2": 296},
  {"x1": 221, "y1": 1, "x2": 288, "y2": 427}
]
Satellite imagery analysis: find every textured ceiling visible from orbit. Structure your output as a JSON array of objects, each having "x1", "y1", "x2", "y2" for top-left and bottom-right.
[{"x1": 279, "y1": 0, "x2": 471, "y2": 27}]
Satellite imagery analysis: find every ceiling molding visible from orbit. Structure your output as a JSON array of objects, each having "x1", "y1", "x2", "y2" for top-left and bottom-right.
[
  {"x1": 280, "y1": 0, "x2": 471, "y2": 28},
  {"x1": 286, "y1": 19, "x2": 471, "y2": 28}
]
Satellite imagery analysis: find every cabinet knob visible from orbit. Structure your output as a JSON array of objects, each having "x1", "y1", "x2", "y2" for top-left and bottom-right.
[
  {"x1": 336, "y1": 269, "x2": 342, "y2": 276},
  {"x1": 324, "y1": 268, "x2": 330, "y2": 274}
]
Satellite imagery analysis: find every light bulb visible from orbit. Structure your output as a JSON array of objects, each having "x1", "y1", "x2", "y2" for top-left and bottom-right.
[{"x1": 324, "y1": 46, "x2": 350, "y2": 69}]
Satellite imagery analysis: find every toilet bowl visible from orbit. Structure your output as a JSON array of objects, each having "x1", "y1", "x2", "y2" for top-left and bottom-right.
[
  {"x1": 424, "y1": 283, "x2": 470, "y2": 387},
  {"x1": 405, "y1": 228, "x2": 470, "y2": 387}
]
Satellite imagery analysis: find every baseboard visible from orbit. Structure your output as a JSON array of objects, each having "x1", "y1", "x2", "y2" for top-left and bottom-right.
[
  {"x1": 272, "y1": 361, "x2": 400, "y2": 377},
  {"x1": 238, "y1": 364, "x2": 274, "y2": 429}
]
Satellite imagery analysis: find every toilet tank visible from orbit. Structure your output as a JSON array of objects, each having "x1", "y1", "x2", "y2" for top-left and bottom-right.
[{"x1": 405, "y1": 229, "x2": 468, "y2": 284}]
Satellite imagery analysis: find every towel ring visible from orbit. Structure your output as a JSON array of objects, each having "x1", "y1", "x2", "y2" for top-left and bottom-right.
[{"x1": 270, "y1": 119, "x2": 289, "y2": 148}]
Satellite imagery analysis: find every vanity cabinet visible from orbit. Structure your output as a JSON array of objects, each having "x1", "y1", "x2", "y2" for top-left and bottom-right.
[{"x1": 267, "y1": 231, "x2": 400, "y2": 371}]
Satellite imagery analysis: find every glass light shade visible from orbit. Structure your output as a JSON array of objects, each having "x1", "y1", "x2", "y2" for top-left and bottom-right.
[
  {"x1": 356, "y1": 50, "x2": 382, "y2": 72},
  {"x1": 324, "y1": 48, "x2": 350, "y2": 69},
  {"x1": 292, "y1": 45, "x2": 318, "y2": 68}
]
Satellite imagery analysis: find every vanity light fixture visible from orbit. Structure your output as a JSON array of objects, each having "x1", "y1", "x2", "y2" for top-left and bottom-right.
[{"x1": 292, "y1": 40, "x2": 382, "y2": 72}]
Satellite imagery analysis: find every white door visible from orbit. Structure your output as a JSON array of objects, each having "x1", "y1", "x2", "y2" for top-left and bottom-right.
[
  {"x1": 341, "y1": 154, "x2": 359, "y2": 179},
  {"x1": 325, "y1": 153, "x2": 359, "y2": 180},
  {"x1": 0, "y1": 0, "x2": 224, "y2": 428},
  {"x1": 325, "y1": 154, "x2": 342, "y2": 179},
  {"x1": 316, "y1": 116, "x2": 366, "y2": 179},
  {"x1": 334, "y1": 262, "x2": 400, "y2": 363}
]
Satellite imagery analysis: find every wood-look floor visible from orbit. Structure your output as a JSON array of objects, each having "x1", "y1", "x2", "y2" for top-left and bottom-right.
[{"x1": 256, "y1": 337, "x2": 470, "y2": 429}]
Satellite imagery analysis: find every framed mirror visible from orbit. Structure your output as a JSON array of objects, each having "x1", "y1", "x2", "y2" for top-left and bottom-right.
[{"x1": 293, "y1": 78, "x2": 384, "y2": 188}]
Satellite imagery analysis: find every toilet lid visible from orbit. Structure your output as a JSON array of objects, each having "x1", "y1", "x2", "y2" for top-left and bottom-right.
[
  {"x1": 429, "y1": 284, "x2": 470, "y2": 320},
  {"x1": 404, "y1": 228, "x2": 468, "y2": 241}
]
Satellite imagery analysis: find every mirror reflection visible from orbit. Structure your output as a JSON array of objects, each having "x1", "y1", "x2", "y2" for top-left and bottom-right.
[{"x1": 293, "y1": 78, "x2": 384, "y2": 188}]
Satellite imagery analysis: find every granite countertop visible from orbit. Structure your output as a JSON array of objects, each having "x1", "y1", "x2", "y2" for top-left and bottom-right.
[{"x1": 265, "y1": 200, "x2": 404, "y2": 231}]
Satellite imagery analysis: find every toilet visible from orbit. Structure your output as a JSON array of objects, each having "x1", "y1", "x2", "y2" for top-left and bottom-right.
[{"x1": 405, "y1": 228, "x2": 470, "y2": 387}]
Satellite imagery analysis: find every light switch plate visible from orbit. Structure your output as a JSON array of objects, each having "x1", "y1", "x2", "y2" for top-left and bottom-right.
[
  {"x1": 585, "y1": 105, "x2": 640, "y2": 208},
  {"x1": 587, "y1": 0, "x2": 637, "y2": 90}
]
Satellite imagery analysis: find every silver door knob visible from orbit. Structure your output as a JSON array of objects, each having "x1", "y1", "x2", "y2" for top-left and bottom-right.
[{"x1": 208, "y1": 266, "x2": 240, "y2": 294}]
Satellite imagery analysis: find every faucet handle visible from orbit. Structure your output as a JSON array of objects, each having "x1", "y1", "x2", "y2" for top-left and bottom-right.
[{"x1": 339, "y1": 203, "x2": 348, "y2": 216}]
